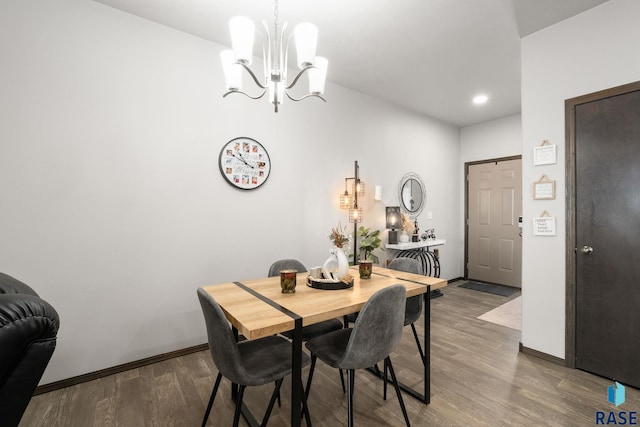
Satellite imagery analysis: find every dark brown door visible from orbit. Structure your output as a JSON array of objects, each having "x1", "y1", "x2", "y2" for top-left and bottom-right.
[{"x1": 574, "y1": 87, "x2": 640, "y2": 388}]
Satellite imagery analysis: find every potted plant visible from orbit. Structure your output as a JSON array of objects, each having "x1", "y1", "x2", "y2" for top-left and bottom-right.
[{"x1": 354, "y1": 226, "x2": 382, "y2": 279}]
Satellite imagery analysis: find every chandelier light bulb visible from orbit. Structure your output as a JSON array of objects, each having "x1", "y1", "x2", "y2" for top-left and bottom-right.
[
  {"x1": 229, "y1": 16, "x2": 255, "y2": 65},
  {"x1": 220, "y1": 50, "x2": 242, "y2": 91},
  {"x1": 309, "y1": 57, "x2": 328, "y2": 95},
  {"x1": 294, "y1": 23, "x2": 318, "y2": 68}
]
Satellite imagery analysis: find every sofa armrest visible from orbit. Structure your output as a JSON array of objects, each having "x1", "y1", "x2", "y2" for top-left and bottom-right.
[
  {"x1": 0, "y1": 292, "x2": 60, "y2": 427},
  {"x1": 0, "y1": 272, "x2": 39, "y2": 296}
]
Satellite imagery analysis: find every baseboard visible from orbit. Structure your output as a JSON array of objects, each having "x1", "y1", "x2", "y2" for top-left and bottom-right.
[
  {"x1": 35, "y1": 343, "x2": 209, "y2": 395},
  {"x1": 448, "y1": 277, "x2": 465, "y2": 284},
  {"x1": 519, "y1": 342, "x2": 565, "y2": 366}
]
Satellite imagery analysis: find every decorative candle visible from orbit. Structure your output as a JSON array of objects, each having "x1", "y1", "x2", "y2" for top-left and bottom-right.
[{"x1": 280, "y1": 269, "x2": 297, "y2": 293}]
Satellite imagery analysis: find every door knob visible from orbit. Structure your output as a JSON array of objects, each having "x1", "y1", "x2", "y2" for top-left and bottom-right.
[{"x1": 581, "y1": 245, "x2": 594, "y2": 255}]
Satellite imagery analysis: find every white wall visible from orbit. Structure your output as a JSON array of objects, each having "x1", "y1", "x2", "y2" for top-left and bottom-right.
[
  {"x1": 520, "y1": 0, "x2": 640, "y2": 358},
  {"x1": 460, "y1": 114, "x2": 522, "y2": 164},
  {"x1": 0, "y1": 0, "x2": 460, "y2": 384}
]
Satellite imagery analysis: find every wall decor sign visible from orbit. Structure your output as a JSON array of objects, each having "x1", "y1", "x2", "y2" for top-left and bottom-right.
[
  {"x1": 533, "y1": 210, "x2": 556, "y2": 236},
  {"x1": 533, "y1": 175, "x2": 556, "y2": 200},
  {"x1": 218, "y1": 137, "x2": 271, "y2": 190},
  {"x1": 533, "y1": 140, "x2": 557, "y2": 165}
]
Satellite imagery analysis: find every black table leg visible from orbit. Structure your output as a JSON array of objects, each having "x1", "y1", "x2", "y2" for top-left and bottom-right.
[
  {"x1": 424, "y1": 284, "x2": 430, "y2": 404},
  {"x1": 291, "y1": 318, "x2": 303, "y2": 427}
]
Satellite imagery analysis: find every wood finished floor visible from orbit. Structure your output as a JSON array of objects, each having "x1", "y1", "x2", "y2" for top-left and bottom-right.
[{"x1": 20, "y1": 282, "x2": 640, "y2": 426}]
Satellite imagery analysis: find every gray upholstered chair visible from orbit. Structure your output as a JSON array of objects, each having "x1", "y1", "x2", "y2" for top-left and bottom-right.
[
  {"x1": 197, "y1": 288, "x2": 311, "y2": 427},
  {"x1": 388, "y1": 257, "x2": 426, "y2": 362},
  {"x1": 268, "y1": 259, "x2": 344, "y2": 341},
  {"x1": 304, "y1": 285, "x2": 411, "y2": 427},
  {"x1": 345, "y1": 258, "x2": 426, "y2": 363}
]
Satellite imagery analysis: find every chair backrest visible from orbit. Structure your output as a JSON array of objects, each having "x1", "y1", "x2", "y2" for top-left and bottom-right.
[
  {"x1": 340, "y1": 285, "x2": 406, "y2": 369},
  {"x1": 197, "y1": 288, "x2": 250, "y2": 385},
  {"x1": 267, "y1": 259, "x2": 307, "y2": 277},
  {"x1": 389, "y1": 258, "x2": 423, "y2": 325},
  {"x1": 388, "y1": 258, "x2": 422, "y2": 275}
]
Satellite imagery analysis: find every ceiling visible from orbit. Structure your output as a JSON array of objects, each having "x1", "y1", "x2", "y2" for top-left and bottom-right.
[{"x1": 92, "y1": 0, "x2": 608, "y2": 127}]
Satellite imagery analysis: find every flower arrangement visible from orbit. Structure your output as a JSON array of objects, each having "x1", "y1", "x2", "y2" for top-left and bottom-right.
[
  {"x1": 401, "y1": 213, "x2": 414, "y2": 233},
  {"x1": 329, "y1": 222, "x2": 350, "y2": 248}
]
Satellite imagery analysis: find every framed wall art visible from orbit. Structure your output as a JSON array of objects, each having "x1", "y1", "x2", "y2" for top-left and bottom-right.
[
  {"x1": 533, "y1": 140, "x2": 557, "y2": 165},
  {"x1": 533, "y1": 175, "x2": 556, "y2": 200},
  {"x1": 533, "y1": 211, "x2": 556, "y2": 236}
]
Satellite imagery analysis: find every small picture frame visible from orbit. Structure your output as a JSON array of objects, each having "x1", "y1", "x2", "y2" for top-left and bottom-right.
[
  {"x1": 533, "y1": 176, "x2": 556, "y2": 200},
  {"x1": 533, "y1": 216, "x2": 556, "y2": 236},
  {"x1": 533, "y1": 141, "x2": 557, "y2": 166}
]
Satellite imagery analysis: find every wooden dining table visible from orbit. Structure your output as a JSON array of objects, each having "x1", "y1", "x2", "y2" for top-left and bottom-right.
[{"x1": 199, "y1": 265, "x2": 447, "y2": 427}]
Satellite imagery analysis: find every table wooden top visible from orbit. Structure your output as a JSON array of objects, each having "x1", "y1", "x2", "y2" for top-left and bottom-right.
[{"x1": 200, "y1": 266, "x2": 447, "y2": 340}]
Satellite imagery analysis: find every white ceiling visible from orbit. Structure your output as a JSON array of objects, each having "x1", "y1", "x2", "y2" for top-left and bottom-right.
[{"x1": 92, "y1": 0, "x2": 608, "y2": 127}]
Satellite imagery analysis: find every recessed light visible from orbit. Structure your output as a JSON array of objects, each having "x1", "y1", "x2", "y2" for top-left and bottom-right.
[{"x1": 473, "y1": 94, "x2": 488, "y2": 105}]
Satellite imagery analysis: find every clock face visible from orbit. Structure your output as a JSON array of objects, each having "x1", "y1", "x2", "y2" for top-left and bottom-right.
[{"x1": 218, "y1": 137, "x2": 271, "y2": 190}]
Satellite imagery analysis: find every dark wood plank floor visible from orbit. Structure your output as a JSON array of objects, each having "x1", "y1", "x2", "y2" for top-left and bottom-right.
[{"x1": 20, "y1": 282, "x2": 639, "y2": 426}]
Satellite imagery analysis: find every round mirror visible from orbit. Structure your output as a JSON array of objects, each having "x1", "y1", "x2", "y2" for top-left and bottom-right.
[{"x1": 398, "y1": 172, "x2": 426, "y2": 217}]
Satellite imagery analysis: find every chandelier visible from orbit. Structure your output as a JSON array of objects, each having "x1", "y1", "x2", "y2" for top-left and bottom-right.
[{"x1": 219, "y1": 0, "x2": 328, "y2": 113}]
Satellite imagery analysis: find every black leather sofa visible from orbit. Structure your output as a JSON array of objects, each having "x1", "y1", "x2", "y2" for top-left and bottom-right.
[{"x1": 0, "y1": 272, "x2": 60, "y2": 427}]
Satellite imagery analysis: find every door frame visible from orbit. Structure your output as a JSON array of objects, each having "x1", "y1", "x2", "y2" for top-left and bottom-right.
[
  {"x1": 564, "y1": 80, "x2": 640, "y2": 369},
  {"x1": 464, "y1": 155, "x2": 522, "y2": 280}
]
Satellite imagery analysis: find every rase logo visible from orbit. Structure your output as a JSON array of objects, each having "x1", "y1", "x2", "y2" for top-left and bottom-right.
[
  {"x1": 596, "y1": 382, "x2": 637, "y2": 425},
  {"x1": 609, "y1": 382, "x2": 626, "y2": 407}
]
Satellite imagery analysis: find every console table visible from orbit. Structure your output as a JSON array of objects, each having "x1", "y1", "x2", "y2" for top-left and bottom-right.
[{"x1": 386, "y1": 239, "x2": 446, "y2": 297}]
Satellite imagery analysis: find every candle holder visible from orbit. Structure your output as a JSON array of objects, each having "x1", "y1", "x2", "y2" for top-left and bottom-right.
[
  {"x1": 280, "y1": 269, "x2": 297, "y2": 293},
  {"x1": 358, "y1": 260, "x2": 373, "y2": 279}
]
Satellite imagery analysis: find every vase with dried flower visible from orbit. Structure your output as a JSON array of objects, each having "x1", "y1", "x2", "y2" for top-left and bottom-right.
[
  {"x1": 322, "y1": 223, "x2": 350, "y2": 281},
  {"x1": 400, "y1": 213, "x2": 413, "y2": 243}
]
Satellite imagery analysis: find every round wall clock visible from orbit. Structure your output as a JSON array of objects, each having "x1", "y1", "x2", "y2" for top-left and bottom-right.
[{"x1": 218, "y1": 137, "x2": 271, "y2": 190}]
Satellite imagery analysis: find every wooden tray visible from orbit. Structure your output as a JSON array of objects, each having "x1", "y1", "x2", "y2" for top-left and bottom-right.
[{"x1": 306, "y1": 275, "x2": 354, "y2": 290}]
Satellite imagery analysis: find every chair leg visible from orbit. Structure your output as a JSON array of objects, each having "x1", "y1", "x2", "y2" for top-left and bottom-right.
[
  {"x1": 276, "y1": 381, "x2": 281, "y2": 407},
  {"x1": 305, "y1": 355, "x2": 317, "y2": 399},
  {"x1": 201, "y1": 373, "x2": 223, "y2": 427},
  {"x1": 232, "y1": 385, "x2": 246, "y2": 427},
  {"x1": 300, "y1": 379, "x2": 313, "y2": 427},
  {"x1": 383, "y1": 359, "x2": 388, "y2": 401},
  {"x1": 385, "y1": 357, "x2": 411, "y2": 427},
  {"x1": 339, "y1": 369, "x2": 346, "y2": 393},
  {"x1": 410, "y1": 323, "x2": 425, "y2": 364},
  {"x1": 260, "y1": 379, "x2": 283, "y2": 427},
  {"x1": 346, "y1": 369, "x2": 355, "y2": 427},
  {"x1": 372, "y1": 363, "x2": 381, "y2": 376}
]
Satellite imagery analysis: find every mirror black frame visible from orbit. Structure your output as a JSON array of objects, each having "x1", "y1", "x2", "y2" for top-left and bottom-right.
[{"x1": 398, "y1": 172, "x2": 426, "y2": 217}]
